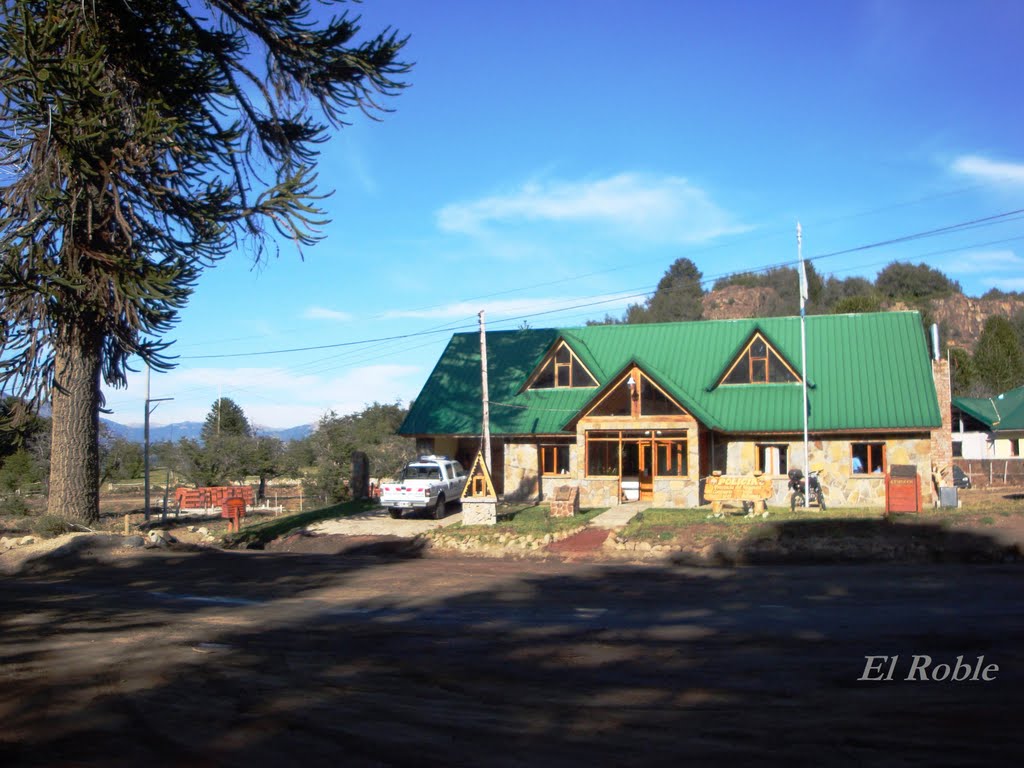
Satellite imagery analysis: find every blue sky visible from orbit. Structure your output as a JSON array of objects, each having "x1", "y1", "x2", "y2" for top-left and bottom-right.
[{"x1": 102, "y1": 0, "x2": 1024, "y2": 430}]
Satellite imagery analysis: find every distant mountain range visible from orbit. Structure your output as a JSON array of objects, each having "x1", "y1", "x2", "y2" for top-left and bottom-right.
[{"x1": 101, "y1": 418, "x2": 313, "y2": 444}]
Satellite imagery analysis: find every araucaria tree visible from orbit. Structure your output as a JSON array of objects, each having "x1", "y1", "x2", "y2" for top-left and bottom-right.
[{"x1": 0, "y1": 1, "x2": 408, "y2": 523}]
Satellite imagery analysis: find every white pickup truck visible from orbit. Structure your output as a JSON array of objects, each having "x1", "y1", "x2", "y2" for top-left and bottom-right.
[{"x1": 380, "y1": 456, "x2": 468, "y2": 520}]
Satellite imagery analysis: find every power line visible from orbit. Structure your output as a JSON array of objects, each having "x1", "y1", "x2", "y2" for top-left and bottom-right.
[{"x1": 142, "y1": 206, "x2": 1024, "y2": 370}]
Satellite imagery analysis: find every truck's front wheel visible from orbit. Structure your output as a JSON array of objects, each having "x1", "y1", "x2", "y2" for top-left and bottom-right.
[{"x1": 433, "y1": 494, "x2": 446, "y2": 520}]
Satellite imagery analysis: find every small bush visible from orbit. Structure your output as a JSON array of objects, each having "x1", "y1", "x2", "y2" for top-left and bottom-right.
[
  {"x1": 0, "y1": 494, "x2": 31, "y2": 517},
  {"x1": 31, "y1": 515, "x2": 74, "y2": 538}
]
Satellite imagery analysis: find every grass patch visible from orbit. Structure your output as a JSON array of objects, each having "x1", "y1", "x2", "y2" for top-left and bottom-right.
[
  {"x1": 445, "y1": 504, "x2": 605, "y2": 539},
  {"x1": 956, "y1": 490, "x2": 1024, "y2": 516},
  {"x1": 223, "y1": 498, "x2": 375, "y2": 549},
  {"x1": 620, "y1": 506, "x2": 886, "y2": 542}
]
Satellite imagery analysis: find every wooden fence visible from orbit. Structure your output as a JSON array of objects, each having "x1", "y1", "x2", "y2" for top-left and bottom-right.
[{"x1": 955, "y1": 459, "x2": 1024, "y2": 488}]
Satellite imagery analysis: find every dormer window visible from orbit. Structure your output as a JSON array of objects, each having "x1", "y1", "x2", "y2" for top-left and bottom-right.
[
  {"x1": 720, "y1": 333, "x2": 799, "y2": 385},
  {"x1": 528, "y1": 341, "x2": 598, "y2": 390}
]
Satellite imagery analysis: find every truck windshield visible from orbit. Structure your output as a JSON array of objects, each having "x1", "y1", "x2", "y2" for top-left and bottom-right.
[{"x1": 403, "y1": 466, "x2": 442, "y2": 481}]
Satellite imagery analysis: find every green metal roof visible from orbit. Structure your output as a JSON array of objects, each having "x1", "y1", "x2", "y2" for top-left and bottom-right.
[
  {"x1": 400, "y1": 312, "x2": 943, "y2": 436},
  {"x1": 953, "y1": 385, "x2": 1024, "y2": 432}
]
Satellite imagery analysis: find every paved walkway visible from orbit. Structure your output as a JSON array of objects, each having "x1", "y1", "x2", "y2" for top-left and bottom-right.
[{"x1": 589, "y1": 501, "x2": 651, "y2": 529}]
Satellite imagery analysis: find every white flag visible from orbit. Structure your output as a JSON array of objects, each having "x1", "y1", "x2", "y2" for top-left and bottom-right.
[{"x1": 798, "y1": 257, "x2": 808, "y2": 305}]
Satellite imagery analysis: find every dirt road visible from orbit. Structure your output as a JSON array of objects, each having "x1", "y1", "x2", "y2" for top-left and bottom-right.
[{"x1": 1, "y1": 544, "x2": 1022, "y2": 766}]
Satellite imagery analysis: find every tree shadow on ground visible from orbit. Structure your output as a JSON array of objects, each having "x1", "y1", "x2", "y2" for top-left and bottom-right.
[
  {"x1": 1, "y1": 534, "x2": 1022, "y2": 767},
  {"x1": 673, "y1": 517, "x2": 1024, "y2": 566}
]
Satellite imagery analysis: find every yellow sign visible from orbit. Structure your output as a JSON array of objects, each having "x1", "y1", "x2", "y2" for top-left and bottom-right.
[{"x1": 704, "y1": 474, "x2": 773, "y2": 502}]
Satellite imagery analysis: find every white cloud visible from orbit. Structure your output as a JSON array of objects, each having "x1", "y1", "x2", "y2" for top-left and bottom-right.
[
  {"x1": 951, "y1": 154, "x2": 1024, "y2": 185},
  {"x1": 997, "y1": 277, "x2": 1024, "y2": 291},
  {"x1": 437, "y1": 173, "x2": 746, "y2": 244},
  {"x1": 384, "y1": 292, "x2": 640, "y2": 320},
  {"x1": 104, "y1": 363, "x2": 423, "y2": 429},
  {"x1": 304, "y1": 306, "x2": 353, "y2": 321},
  {"x1": 943, "y1": 249, "x2": 1024, "y2": 273}
]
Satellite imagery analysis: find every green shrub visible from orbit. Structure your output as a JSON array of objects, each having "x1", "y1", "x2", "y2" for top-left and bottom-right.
[
  {"x1": 0, "y1": 494, "x2": 31, "y2": 517},
  {"x1": 31, "y1": 515, "x2": 73, "y2": 538}
]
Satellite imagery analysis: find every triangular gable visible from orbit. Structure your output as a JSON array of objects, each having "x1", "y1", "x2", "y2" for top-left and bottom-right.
[
  {"x1": 716, "y1": 330, "x2": 799, "y2": 386},
  {"x1": 462, "y1": 451, "x2": 497, "y2": 498},
  {"x1": 565, "y1": 361, "x2": 691, "y2": 429},
  {"x1": 522, "y1": 337, "x2": 598, "y2": 391}
]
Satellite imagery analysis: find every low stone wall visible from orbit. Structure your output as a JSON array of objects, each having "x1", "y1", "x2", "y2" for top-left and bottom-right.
[
  {"x1": 426, "y1": 526, "x2": 586, "y2": 557},
  {"x1": 652, "y1": 477, "x2": 700, "y2": 507},
  {"x1": 579, "y1": 477, "x2": 619, "y2": 507}
]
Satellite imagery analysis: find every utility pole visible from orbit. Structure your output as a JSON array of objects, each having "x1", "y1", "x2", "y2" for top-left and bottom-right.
[
  {"x1": 144, "y1": 365, "x2": 173, "y2": 521},
  {"x1": 479, "y1": 310, "x2": 492, "y2": 473},
  {"x1": 797, "y1": 222, "x2": 810, "y2": 510}
]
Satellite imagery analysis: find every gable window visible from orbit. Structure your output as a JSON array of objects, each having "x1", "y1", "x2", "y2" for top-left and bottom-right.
[
  {"x1": 756, "y1": 443, "x2": 788, "y2": 476},
  {"x1": 540, "y1": 444, "x2": 570, "y2": 475},
  {"x1": 587, "y1": 369, "x2": 687, "y2": 419},
  {"x1": 640, "y1": 376, "x2": 685, "y2": 416},
  {"x1": 851, "y1": 442, "x2": 885, "y2": 474},
  {"x1": 528, "y1": 341, "x2": 597, "y2": 390},
  {"x1": 721, "y1": 334, "x2": 799, "y2": 385}
]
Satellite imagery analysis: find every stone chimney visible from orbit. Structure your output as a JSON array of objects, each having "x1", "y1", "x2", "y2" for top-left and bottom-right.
[{"x1": 930, "y1": 356, "x2": 953, "y2": 486}]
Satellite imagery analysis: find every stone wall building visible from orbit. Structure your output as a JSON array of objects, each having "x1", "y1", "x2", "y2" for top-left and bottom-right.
[{"x1": 402, "y1": 312, "x2": 950, "y2": 509}]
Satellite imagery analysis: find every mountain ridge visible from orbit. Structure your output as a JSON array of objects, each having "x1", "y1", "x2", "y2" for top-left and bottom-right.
[{"x1": 101, "y1": 418, "x2": 313, "y2": 444}]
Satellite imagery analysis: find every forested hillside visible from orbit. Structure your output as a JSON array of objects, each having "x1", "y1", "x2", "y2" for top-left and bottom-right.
[{"x1": 596, "y1": 258, "x2": 1024, "y2": 398}]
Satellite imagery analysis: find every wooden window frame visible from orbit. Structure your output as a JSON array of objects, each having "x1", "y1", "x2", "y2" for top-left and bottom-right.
[
  {"x1": 584, "y1": 429, "x2": 689, "y2": 479},
  {"x1": 540, "y1": 444, "x2": 570, "y2": 476},
  {"x1": 851, "y1": 441, "x2": 886, "y2": 475},
  {"x1": 755, "y1": 443, "x2": 788, "y2": 476},
  {"x1": 584, "y1": 368, "x2": 688, "y2": 420},
  {"x1": 720, "y1": 333, "x2": 799, "y2": 385},
  {"x1": 527, "y1": 341, "x2": 598, "y2": 391}
]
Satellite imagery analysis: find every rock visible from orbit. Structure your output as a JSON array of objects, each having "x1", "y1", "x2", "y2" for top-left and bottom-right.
[
  {"x1": 0, "y1": 536, "x2": 11, "y2": 549},
  {"x1": 122, "y1": 535, "x2": 146, "y2": 548},
  {"x1": 19, "y1": 536, "x2": 36, "y2": 546},
  {"x1": 147, "y1": 530, "x2": 176, "y2": 547},
  {"x1": 187, "y1": 526, "x2": 197, "y2": 533},
  {"x1": 197, "y1": 527, "x2": 209, "y2": 536}
]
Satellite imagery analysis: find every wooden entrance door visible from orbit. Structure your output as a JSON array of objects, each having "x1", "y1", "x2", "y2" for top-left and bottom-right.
[{"x1": 639, "y1": 441, "x2": 653, "y2": 500}]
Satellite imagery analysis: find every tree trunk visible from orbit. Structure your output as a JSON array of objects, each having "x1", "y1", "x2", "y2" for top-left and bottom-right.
[{"x1": 47, "y1": 321, "x2": 103, "y2": 525}]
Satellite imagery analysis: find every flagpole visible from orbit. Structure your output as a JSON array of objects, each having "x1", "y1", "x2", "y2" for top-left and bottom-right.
[
  {"x1": 479, "y1": 310, "x2": 492, "y2": 473},
  {"x1": 797, "y1": 222, "x2": 810, "y2": 509}
]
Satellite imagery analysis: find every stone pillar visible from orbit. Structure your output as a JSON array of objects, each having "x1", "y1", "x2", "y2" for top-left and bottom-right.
[
  {"x1": 462, "y1": 496, "x2": 497, "y2": 525},
  {"x1": 930, "y1": 358, "x2": 953, "y2": 489},
  {"x1": 550, "y1": 485, "x2": 579, "y2": 517}
]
